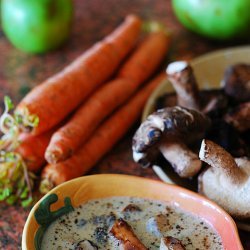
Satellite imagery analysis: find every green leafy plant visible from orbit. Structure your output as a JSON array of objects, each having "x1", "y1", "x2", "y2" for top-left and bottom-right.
[{"x1": 0, "y1": 96, "x2": 39, "y2": 207}]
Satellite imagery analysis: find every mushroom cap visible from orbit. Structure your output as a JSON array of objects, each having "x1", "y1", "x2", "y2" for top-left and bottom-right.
[{"x1": 132, "y1": 106, "x2": 210, "y2": 166}]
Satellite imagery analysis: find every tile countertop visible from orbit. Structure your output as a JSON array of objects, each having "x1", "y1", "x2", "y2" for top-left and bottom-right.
[{"x1": 0, "y1": 0, "x2": 249, "y2": 249}]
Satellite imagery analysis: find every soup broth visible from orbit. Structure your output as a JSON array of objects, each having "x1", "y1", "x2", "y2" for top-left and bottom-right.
[{"x1": 41, "y1": 197, "x2": 223, "y2": 249}]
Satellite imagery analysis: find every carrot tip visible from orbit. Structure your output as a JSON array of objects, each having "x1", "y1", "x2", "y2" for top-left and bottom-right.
[
  {"x1": 45, "y1": 150, "x2": 60, "y2": 164},
  {"x1": 39, "y1": 178, "x2": 54, "y2": 194}
]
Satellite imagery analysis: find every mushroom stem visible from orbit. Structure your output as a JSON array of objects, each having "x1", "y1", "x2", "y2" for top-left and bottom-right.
[
  {"x1": 199, "y1": 139, "x2": 247, "y2": 185},
  {"x1": 159, "y1": 142, "x2": 202, "y2": 178},
  {"x1": 166, "y1": 61, "x2": 200, "y2": 110}
]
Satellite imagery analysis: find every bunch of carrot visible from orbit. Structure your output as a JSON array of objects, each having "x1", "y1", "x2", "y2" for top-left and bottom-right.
[{"x1": 7, "y1": 14, "x2": 171, "y2": 193}]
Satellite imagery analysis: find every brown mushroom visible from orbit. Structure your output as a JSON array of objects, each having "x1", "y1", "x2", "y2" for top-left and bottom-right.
[
  {"x1": 222, "y1": 63, "x2": 250, "y2": 103},
  {"x1": 224, "y1": 101, "x2": 250, "y2": 132},
  {"x1": 166, "y1": 61, "x2": 200, "y2": 110},
  {"x1": 122, "y1": 204, "x2": 142, "y2": 213},
  {"x1": 198, "y1": 139, "x2": 250, "y2": 219},
  {"x1": 132, "y1": 106, "x2": 210, "y2": 178}
]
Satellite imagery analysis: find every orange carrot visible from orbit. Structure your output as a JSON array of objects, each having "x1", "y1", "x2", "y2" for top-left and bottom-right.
[
  {"x1": 118, "y1": 31, "x2": 171, "y2": 84},
  {"x1": 16, "y1": 130, "x2": 54, "y2": 172},
  {"x1": 45, "y1": 32, "x2": 170, "y2": 164},
  {"x1": 15, "y1": 15, "x2": 142, "y2": 135},
  {"x1": 40, "y1": 73, "x2": 166, "y2": 189}
]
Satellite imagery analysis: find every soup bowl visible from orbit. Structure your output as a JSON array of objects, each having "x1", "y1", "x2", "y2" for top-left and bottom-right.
[{"x1": 22, "y1": 174, "x2": 243, "y2": 249}]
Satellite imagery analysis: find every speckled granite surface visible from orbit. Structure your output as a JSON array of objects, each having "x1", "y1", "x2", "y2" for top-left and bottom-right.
[{"x1": 0, "y1": 0, "x2": 249, "y2": 249}]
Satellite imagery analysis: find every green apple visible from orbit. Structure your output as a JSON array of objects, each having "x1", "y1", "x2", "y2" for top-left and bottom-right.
[
  {"x1": 172, "y1": 0, "x2": 250, "y2": 40},
  {"x1": 1, "y1": 0, "x2": 73, "y2": 53}
]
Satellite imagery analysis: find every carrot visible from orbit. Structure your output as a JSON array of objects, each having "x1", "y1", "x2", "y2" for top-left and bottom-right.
[
  {"x1": 40, "y1": 73, "x2": 166, "y2": 191},
  {"x1": 15, "y1": 15, "x2": 142, "y2": 135},
  {"x1": 16, "y1": 130, "x2": 54, "y2": 172},
  {"x1": 118, "y1": 31, "x2": 171, "y2": 84},
  {"x1": 45, "y1": 32, "x2": 170, "y2": 164}
]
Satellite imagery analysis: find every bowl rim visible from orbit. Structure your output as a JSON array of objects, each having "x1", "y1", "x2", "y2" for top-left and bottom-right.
[
  {"x1": 190, "y1": 45, "x2": 250, "y2": 67},
  {"x1": 22, "y1": 174, "x2": 243, "y2": 250}
]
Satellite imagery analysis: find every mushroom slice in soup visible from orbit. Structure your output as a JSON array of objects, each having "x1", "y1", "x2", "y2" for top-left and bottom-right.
[
  {"x1": 160, "y1": 236, "x2": 185, "y2": 250},
  {"x1": 110, "y1": 218, "x2": 147, "y2": 250}
]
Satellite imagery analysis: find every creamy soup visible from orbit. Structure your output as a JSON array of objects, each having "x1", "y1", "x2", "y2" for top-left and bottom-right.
[{"x1": 41, "y1": 197, "x2": 223, "y2": 249}]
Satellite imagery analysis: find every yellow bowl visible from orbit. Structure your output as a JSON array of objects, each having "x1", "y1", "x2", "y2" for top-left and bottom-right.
[{"x1": 22, "y1": 174, "x2": 243, "y2": 249}]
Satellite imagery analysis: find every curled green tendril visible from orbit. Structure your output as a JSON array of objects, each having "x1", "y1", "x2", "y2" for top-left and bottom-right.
[{"x1": 0, "y1": 96, "x2": 39, "y2": 207}]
